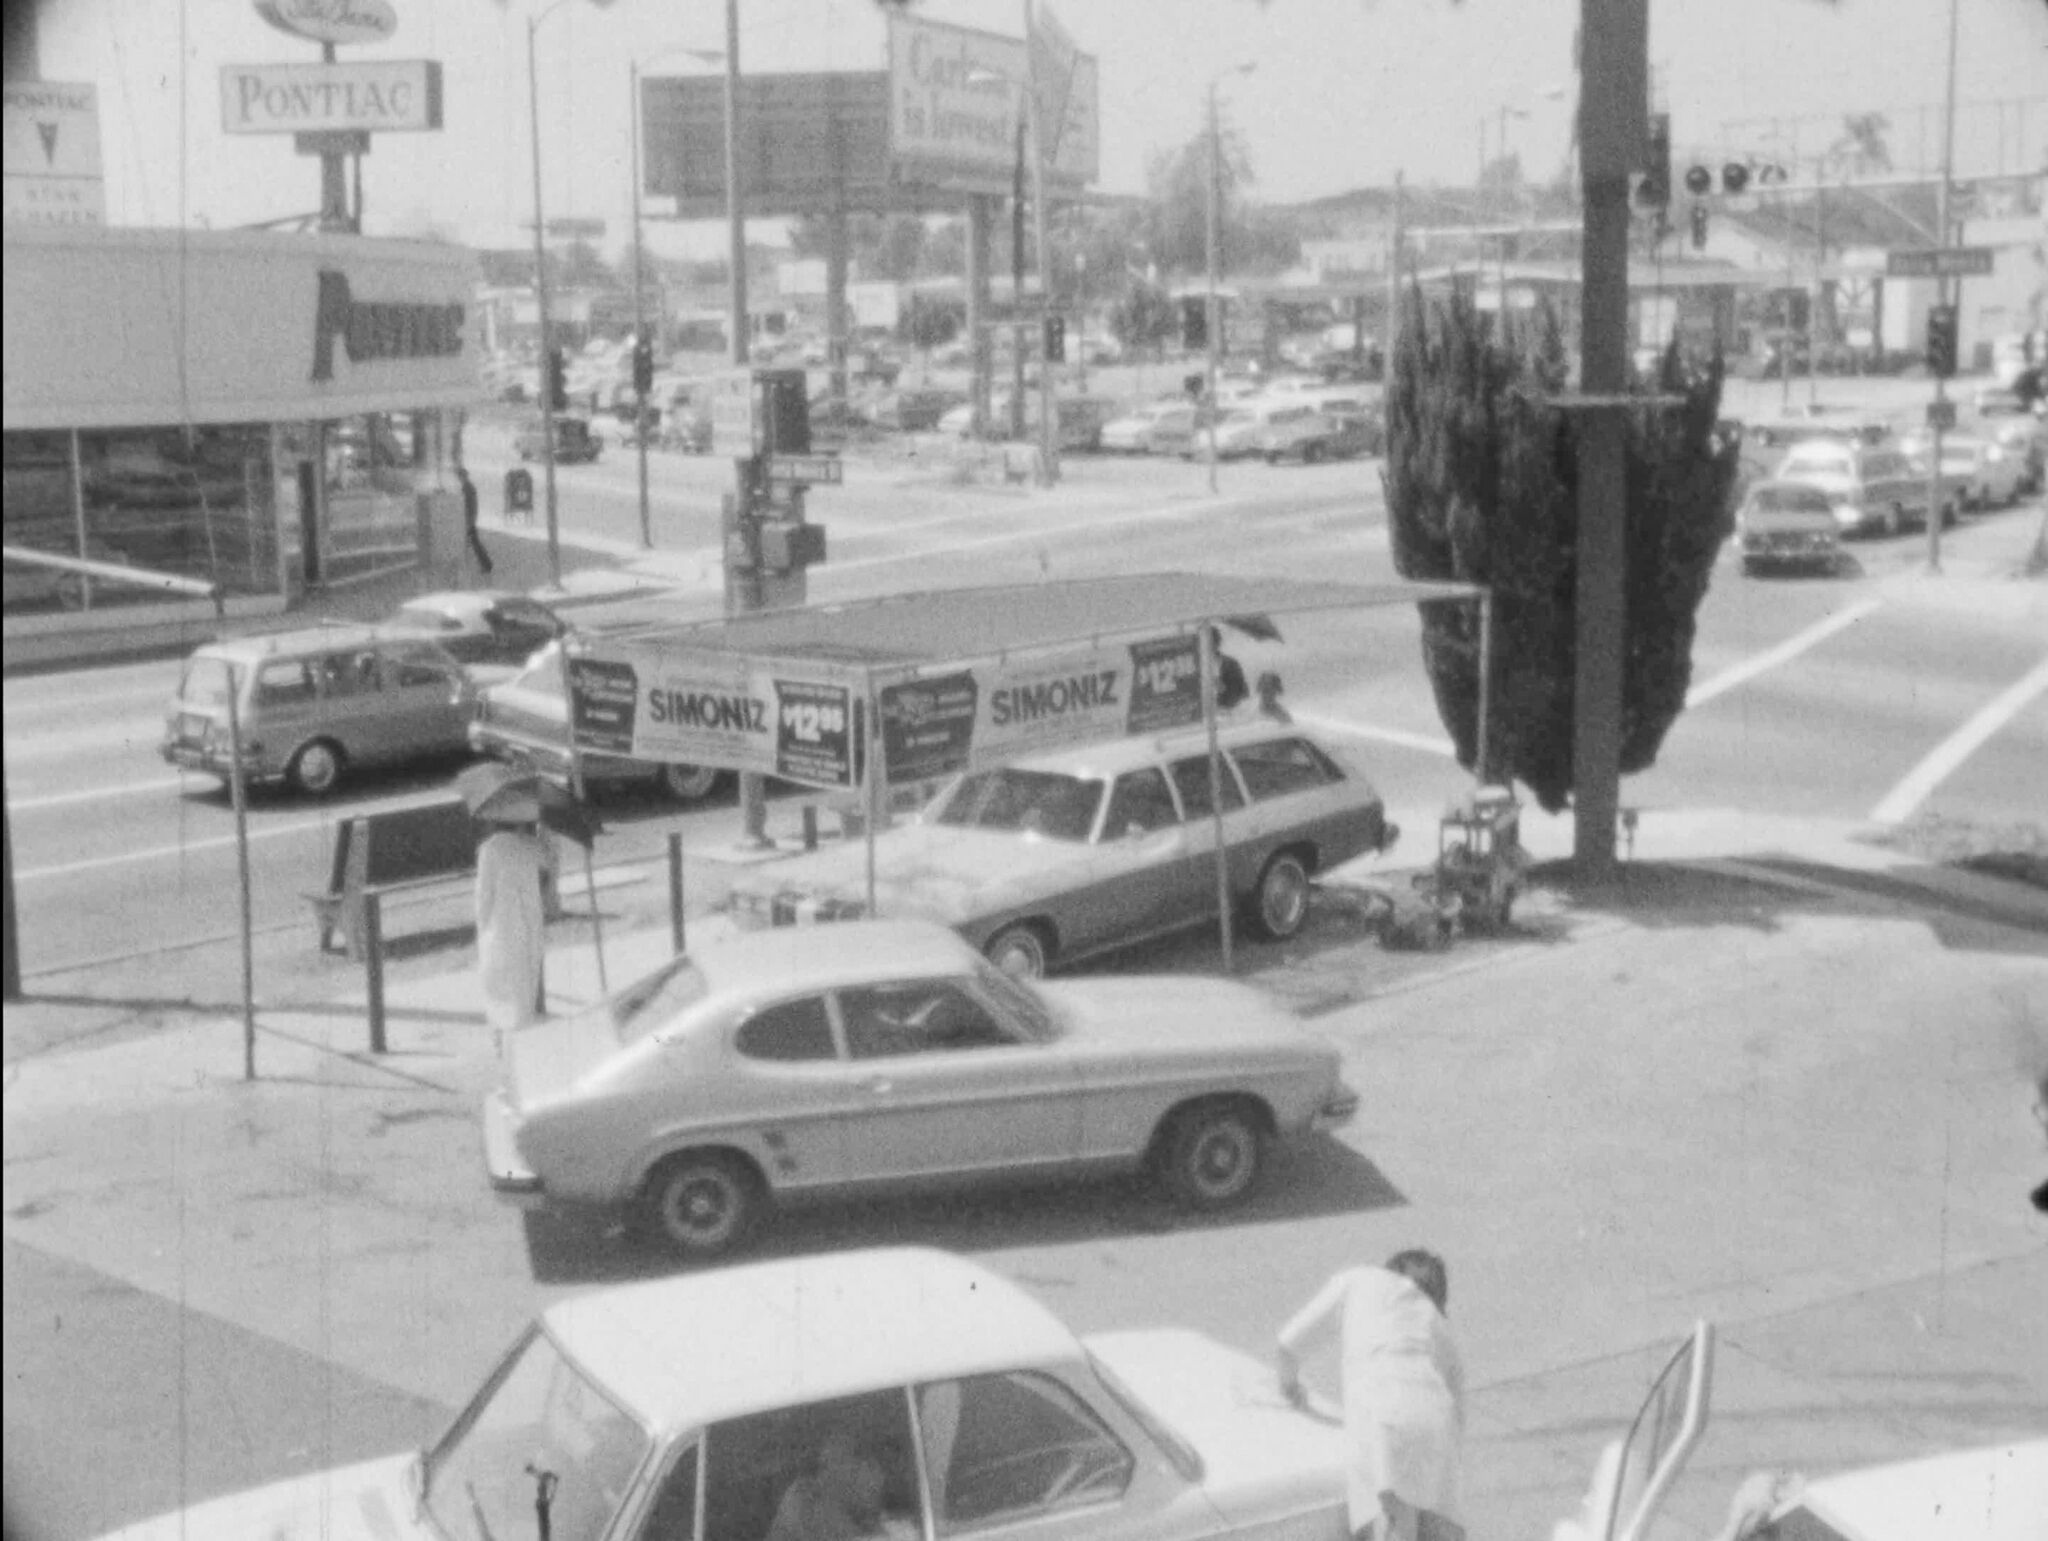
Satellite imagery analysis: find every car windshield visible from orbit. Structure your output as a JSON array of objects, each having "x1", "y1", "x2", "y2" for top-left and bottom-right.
[
  {"x1": 386, "y1": 604, "x2": 459, "y2": 634},
  {"x1": 421, "y1": 1326, "x2": 651, "y2": 1541},
  {"x1": 610, "y1": 956, "x2": 710, "y2": 1043},
  {"x1": 931, "y1": 768, "x2": 1105, "y2": 842},
  {"x1": 1783, "y1": 449, "x2": 1853, "y2": 475},
  {"x1": 177, "y1": 656, "x2": 237, "y2": 706},
  {"x1": 513, "y1": 644, "x2": 566, "y2": 693},
  {"x1": 971, "y1": 957, "x2": 1062, "y2": 1042},
  {"x1": 1751, "y1": 487, "x2": 1832, "y2": 514}
]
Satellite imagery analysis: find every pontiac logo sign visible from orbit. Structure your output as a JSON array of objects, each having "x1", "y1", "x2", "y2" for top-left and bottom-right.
[
  {"x1": 255, "y1": 0, "x2": 399, "y2": 47},
  {"x1": 311, "y1": 270, "x2": 465, "y2": 382}
]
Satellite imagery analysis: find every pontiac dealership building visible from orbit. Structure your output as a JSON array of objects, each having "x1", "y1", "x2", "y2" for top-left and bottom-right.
[{"x1": 2, "y1": 223, "x2": 479, "y2": 656}]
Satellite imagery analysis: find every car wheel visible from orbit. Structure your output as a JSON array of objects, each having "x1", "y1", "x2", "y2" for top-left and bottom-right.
[
  {"x1": 1303, "y1": 443, "x2": 1325, "y2": 464},
  {"x1": 1740, "y1": 557, "x2": 1759, "y2": 577},
  {"x1": 640, "y1": 1151, "x2": 761, "y2": 1260},
  {"x1": 1886, "y1": 504, "x2": 1904, "y2": 537},
  {"x1": 985, "y1": 923, "x2": 1051, "y2": 980},
  {"x1": 1156, "y1": 1101, "x2": 1267, "y2": 1211},
  {"x1": 1248, "y1": 851, "x2": 1312, "y2": 941},
  {"x1": 654, "y1": 762, "x2": 721, "y2": 803},
  {"x1": 287, "y1": 739, "x2": 345, "y2": 796}
]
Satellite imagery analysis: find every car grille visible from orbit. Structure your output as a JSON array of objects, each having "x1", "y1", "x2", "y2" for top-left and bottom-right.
[{"x1": 1746, "y1": 531, "x2": 1833, "y2": 553}]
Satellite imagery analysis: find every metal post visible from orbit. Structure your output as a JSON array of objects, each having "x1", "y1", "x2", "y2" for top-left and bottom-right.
[
  {"x1": 1204, "y1": 80, "x2": 1222, "y2": 493},
  {"x1": 1199, "y1": 625, "x2": 1234, "y2": 974},
  {"x1": 1476, "y1": 590, "x2": 1496, "y2": 782},
  {"x1": 966, "y1": 194, "x2": 991, "y2": 436},
  {"x1": 864, "y1": 673, "x2": 883, "y2": 920},
  {"x1": 527, "y1": 16, "x2": 562, "y2": 589},
  {"x1": 1927, "y1": 0, "x2": 1961, "y2": 576},
  {"x1": 226, "y1": 666, "x2": 257, "y2": 1077},
  {"x1": 0, "y1": 761, "x2": 19, "y2": 1004},
  {"x1": 364, "y1": 893, "x2": 387, "y2": 1055},
  {"x1": 1011, "y1": 117, "x2": 1028, "y2": 442},
  {"x1": 1075, "y1": 253, "x2": 1088, "y2": 395},
  {"x1": 630, "y1": 59, "x2": 653, "y2": 550},
  {"x1": 1027, "y1": 3, "x2": 1059, "y2": 486},
  {"x1": 667, "y1": 832, "x2": 687, "y2": 955},
  {"x1": 722, "y1": 0, "x2": 770, "y2": 847},
  {"x1": 1386, "y1": 171, "x2": 1404, "y2": 375}
]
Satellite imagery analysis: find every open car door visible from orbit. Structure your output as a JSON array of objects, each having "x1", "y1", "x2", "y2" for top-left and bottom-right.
[{"x1": 1585, "y1": 1321, "x2": 1716, "y2": 1541}]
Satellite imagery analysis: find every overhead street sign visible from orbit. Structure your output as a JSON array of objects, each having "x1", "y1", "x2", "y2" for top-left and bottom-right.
[
  {"x1": 766, "y1": 453, "x2": 843, "y2": 486},
  {"x1": 1885, "y1": 246, "x2": 1995, "y2": 279}
]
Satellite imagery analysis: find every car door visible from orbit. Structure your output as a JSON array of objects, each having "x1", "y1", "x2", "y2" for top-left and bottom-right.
[
  {"x1": 1167, "y1": 751, "x2": 1249, "y2": 922},
  {"x1": 831, "y1": 978, "x2": 1081, "y2": 1185},
  {"x1": 715, "y1": 994, "x2": 850, "y2": 1192},
  {"x1": 313, "y1": 643, "x2": 408, "y2": 767},
  {"x1": 1225, "y1": 735, "x2": 1361, "y2": 887},
  {"x1": 1063, "y1": 767, "x2": 1190, "y2": 949},
  {"x1": 379, "y1": 642, "x2": 471, "y2": 757}
]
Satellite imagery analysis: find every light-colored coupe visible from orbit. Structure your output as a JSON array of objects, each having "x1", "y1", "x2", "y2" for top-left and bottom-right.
[
  {"x1": 92, "y1": 1248, "x2": 1360, "y2": 1541},
  {"x1": 483, "y1": 920, "x2": 1357, "y2": 1258},
  {"x1": 727, "y1": 721, "x2": 1397, "y2": 979}
]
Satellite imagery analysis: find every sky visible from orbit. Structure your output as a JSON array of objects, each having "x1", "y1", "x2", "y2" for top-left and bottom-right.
[{"x1": 29, "y1": 0, "x2": 2048, "y2": 259}]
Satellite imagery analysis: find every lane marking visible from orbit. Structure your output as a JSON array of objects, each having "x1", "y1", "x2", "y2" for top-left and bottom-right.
[
  {"x1": 11, "y1": 819, "x2": 334, "y2": 882},
  {"x1": 1290, "y1": 708, "x2": 1457, "y2": 759},
  {"x1": 1868, "y1": 652, "x2": 2048, "y2": 825},
  {"x1": 1685, "y1": 597, "x2": 1884, "y2": 707},
  {"x1": 8, "y1": 776, "x2": 188, "y2": 812}
]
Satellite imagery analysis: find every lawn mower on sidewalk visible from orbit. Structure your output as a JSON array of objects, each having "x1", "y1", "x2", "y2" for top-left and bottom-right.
[{"x1": 1334, "y1": 785, "x2": 1526, "y2": 949}]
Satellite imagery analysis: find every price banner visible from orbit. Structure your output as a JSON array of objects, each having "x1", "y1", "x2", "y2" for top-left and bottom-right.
[
  {"x1": 775, "y1": 678, "x2": 857, "y2": 787},
  {"x1": 1126, "y1": 634, "x2": 1203, "y2": 733},
  {"x1": 880, "y1": 672, "x2": 979, "y2": 785},
  {"x1": 565, "y1": 656, "x2": 639, "y2": 756}
]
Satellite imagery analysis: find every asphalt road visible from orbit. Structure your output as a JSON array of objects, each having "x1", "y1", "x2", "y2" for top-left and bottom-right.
[{"x1": 6, "y1": 428, "x2": 2042, "y2": 996}]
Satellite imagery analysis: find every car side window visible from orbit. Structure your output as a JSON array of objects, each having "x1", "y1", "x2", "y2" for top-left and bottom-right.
[
  {"x1": 703, "y1": 1390, "x2": 921, "y2": 1541},
  {"x1": 639, "y1": 1442, "x2": 699, "y2": 1540},
  {"x1": 320, "y1": 647, "x2": 381, "y2": 696},
  {"x1": 388, "y1": 646, "x2": 457, "y2": 689},
  {"x1": 254, "y1": 659, "x2": 315, "y2": 708},
  {"x1": 1231, "y1": 737, "x2": 1343, "y2": 801},
  {"x1": 839, "y1": 981, "x2": 1019, "y2": 1059},
  {"x1": 915, "y1": 1372, "x2": 1134, "y2": 1535},
  {"x1": 734, "y1": 997, "x2": 837, "y2": 1063},
  {"x1": 1169, "y1": 753, "x2": 1245, "y2": 819},
  {"x1": 1101, "y1": 768, "x2": 1179, "y2": 838}
]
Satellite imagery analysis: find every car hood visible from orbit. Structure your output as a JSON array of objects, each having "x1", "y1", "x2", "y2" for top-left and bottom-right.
[
  {"x1": 725, "y1": 823, "x2": 1096, "y2": 924},
  {"x1": 1743, "y1": 507, "x2": 1838, "y2": 535},
  {"x1": 1040, "y1": 976, "x2": 1330, "y2": 1063},
  {"x1": 1086, "y1": 1329, "x2": 1347, "y2": 1530},
  {"x1": 91, "y1": 1455, "x2": 424, "y2": 1541}
]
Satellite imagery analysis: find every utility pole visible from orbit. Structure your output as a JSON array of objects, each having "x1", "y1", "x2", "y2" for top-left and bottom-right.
[
  {"x1": 1385, "y1": 171, "x2": 1404, "y2": 376},
  {"x1": 1204, "y1": 77, "x2": 1223, "y2": 494},
  {"x1": 629, "y1": 58, "x2": 652, "y2": 549},
  {"x1": 1927, "y1": 0, "x2": 1961, "y2": 576},
  {"x1": 723, "y1": 0, "x2": 768, "y2": 845},
  {"x1": 1027, "y1": 0, "x2": 1058, "y2": 485},
  {"x1": 1570, "y1": 0, "x2": 1647, "y2": 879},
  {"x1": 527, "y1": 12, "x2": 563, "y2": 589}
]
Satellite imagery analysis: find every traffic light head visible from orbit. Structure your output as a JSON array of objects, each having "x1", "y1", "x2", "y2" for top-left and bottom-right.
[
  {"x1": 1684, "y1": 164, "x2": 1713, "y2": 197},
  {"x1": 632, "y1": 339, "x2": 654, "y2": 396},
  {"x1": 1721, "y1": 162, "x2": 1750, "y2": 195},
  {"x1": 1690, "y1": 203, "x2": 1709, "y2": 250},
  {"x1": 1044, "y1": 314, "x2": 1067, "y2": 364},
  {"x1": 1925, "y1": 303, "x2": 1959, "y2": 379},
  {"x1": 1635, "y1": 112, "x2": 1672, "y2": 209},
  {"x1": 546, "y1": 347, "x2": 568, "y2": 412},
  {"x1": 1181, "y1": 297, "x2": 1209, "y2": 352}
]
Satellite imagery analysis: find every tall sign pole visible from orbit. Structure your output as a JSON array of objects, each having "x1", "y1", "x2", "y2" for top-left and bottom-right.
[
  {"x1": 630, "y1": 59, "x2": 652, "y2": 549},
  {"x1": 528, "y1": 13, "x2": 562, "y2": 589},
  {"x1": 1026, "y1": 2, "x2": 1059, "y2": 485},
  {"x1": 1570, "y1": 0, "x2": 1647, "y2": 879},
  {"x1": 1927, "y1": 0, "x2": 1961, "y2": 576},
  {"x1": 724, "y1": 0, "x2": 769, "y2": 847}
]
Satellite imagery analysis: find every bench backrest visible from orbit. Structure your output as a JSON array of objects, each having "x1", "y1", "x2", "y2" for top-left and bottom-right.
[{"x1": 360, "y1": 799, "x2": 481, "y2": 889}]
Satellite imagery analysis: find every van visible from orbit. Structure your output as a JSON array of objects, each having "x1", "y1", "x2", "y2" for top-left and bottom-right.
[
  {"x1": 514, "y1": 416, "x2": 603, "y2": 464},
  {"x1": 160, "y1": 626, "x2": 476, "y2": 795}
]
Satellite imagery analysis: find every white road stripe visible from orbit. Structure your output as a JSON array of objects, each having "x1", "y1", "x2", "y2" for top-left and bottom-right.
[
  {"x1": 1290, "y1": 708, "x2": 1457, "y2": 758},
  {"x1": 8, "y1": 776, "x2": 187, "y2": 811},
  {"x1": 11, "y1": 819, "x2": 335, "y2": 882},
  {"x1": 1685, "y1": 597, "x2": 1884, "y2": 707},
  {"x1": 1868, "y1": 652, "x2": 2048, "y2": 825}
]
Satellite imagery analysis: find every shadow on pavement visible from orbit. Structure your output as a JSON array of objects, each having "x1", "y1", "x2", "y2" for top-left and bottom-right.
[{"x1": 520, "y1": 1137, "x2": 1404, "y2": 1287}]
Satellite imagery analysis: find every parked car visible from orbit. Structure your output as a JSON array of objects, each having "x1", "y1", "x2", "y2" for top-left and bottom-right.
[
  {"x1": 1897, "y1": 431, "x2": 2029, "y2": 511},
  {"x1": 514, "y1": 414, "x2": 603, "y2": 464},
  {"x1": 469, "y1": 639, "x2": 725, "y2": 803},
  {"x1": 1734, "y1": 481, "x2": 1841, "y2": 575},
  {"x1": 1728, "y1": 1439, "x2": 2048, "y2": 1541},
  {"x1": 725, "y1": 720, "x2": 1397, "y2": 978},
  {"x1": 378, "y1": 589, "x2": 567, "y2": 678},
  {"x1": 1197, "y1": 402, "x2": 1321, "y2": 461},
  {"x1": 1746, "y1": 402, "x2": 1892, "y2": 450},
  {"x1": 1771, "y1": 439, "x2": 1942, "y2": 536},
  {"x1": 93, "y1": 1248, "x2": 1374, "y2": 1541},
  {"x1": 160, "y1": 625, "x2": 475, "y2": 795},
  {"x1": 484, "y1": 922, "x2": 1357, "y2": 1255},
  {"x1": 1257, "y1": 408, "x2": 1384, "y2": 464},
  {"x1": 1977, "y1": 411, "x2": 2047, "y2": 492},
  {"x1": 1099, "y1": 401, "x2": 1187, "y2": 454},
  {"x1": 867, "y1": 385, "x2": 965, "y2": 432}
]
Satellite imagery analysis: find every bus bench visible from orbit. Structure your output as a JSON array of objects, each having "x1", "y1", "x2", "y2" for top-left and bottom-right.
[{"x1": 304, "y1": 799, "x2": 482, "y2": 960}]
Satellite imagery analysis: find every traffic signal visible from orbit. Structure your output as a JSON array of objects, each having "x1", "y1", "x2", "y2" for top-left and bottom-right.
[
  {"x1": 632, "y1": 338, "x2": 655, "y2": 397},
  {"x1": 1925, "y1": 303, "x2": 1959, "y2": 379},
  {"x1": 1636, "y1": 112, "x2": 1671, "y2": 209},
  {"x1": 1689, "y1": 203, "x2": 1709, "y2": 251},
  {"x1": 1043, "y1": 314, "x2": 1067, "y2": 364},
  {"x1": 1181, "y1": 297, "x2": 1208, "y2": 352},
  {"x1": 1684, "y1": 164, "x2": 1713, "y2": 197},
  {"x1": 1722, "y1": 162, "x2": 1750, "y2": 195},
  {"x1": 545, "y1": 347, "x2": 568, "y2": 412}
]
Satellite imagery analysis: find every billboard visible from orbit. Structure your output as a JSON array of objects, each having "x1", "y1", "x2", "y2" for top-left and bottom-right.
[
  {"x1": 3, "y1": 81, "x2": 105, "y2": 226},
  {"x1": 642, "y1": 73, "x2": 894, "y2": 219},
  {"x1": 887, "y1": 14, "x2": 1098, "y2": 192}
]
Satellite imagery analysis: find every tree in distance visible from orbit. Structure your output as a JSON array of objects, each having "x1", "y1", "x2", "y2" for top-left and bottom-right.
[{"x1": 1382, "y1": 286, "x2": 1740, "y2": 811}]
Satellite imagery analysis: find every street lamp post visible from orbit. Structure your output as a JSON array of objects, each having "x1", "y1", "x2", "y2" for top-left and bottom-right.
[
  {"x1": 526, "y1": 2, "x2": 568, "y2": 589},
  {"x1": 1204, "y1": 64, "x2": 1256, "y2": 494}
]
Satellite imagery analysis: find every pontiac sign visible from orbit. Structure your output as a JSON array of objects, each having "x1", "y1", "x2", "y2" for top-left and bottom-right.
[
  {"x1": 220, "y1": 60, "x2": 443, "y2": 135},
  {"x1": 255, "y1": 0, "x2": 398, "y2": 47}
]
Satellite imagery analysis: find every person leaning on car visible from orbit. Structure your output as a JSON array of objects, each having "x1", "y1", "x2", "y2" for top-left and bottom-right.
[{"x1": 1277, "y1": 1249, "x2": 1467, "y2": 1541}]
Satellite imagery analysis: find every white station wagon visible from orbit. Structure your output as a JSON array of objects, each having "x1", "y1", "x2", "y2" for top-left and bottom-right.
[
  {"x1": 727, "y1": 721, "x2": 1397, "y2": 979},
  {"x1": 484, "y1": 920, "x2": 1356, "y2": 1258},
  {"x1": 92, "y1": 1249, "x2": 1355, "y2": 1541}
]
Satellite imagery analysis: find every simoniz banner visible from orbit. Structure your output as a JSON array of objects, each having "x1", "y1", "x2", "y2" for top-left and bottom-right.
[
  {"x1": 567, "y1": 644, "x2": 859, "y2": 789},
  {"x1": 960, "y1": 632, "x2": 1203, "y2": 774}
]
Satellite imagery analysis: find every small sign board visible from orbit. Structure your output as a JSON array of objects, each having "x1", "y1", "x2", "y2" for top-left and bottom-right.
[
  {"x1": 706, "y1": 369, "x2": 759, "y2": 458},
  {"x1": 1925, "y1": 398, "x2": 1957, "y2": 431},
  {"x1": 1885, "y1": 246, "x2": 1995, "y2": 279},
  {"x1": 766, "y1": 453, "x2": 842, "y2": 486}
]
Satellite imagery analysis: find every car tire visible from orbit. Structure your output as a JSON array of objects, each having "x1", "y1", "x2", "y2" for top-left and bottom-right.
[
  {"x1": 985, "y1": 923, "x2": 1052, "y2": 980},
  {"x1": 1886, "y1": 505, "x2": 1904, "y2": 537},
  {"x1": 1248, "y1": 851, "x2": 1312, "y2": 941},
  {"x1": 287, "y1": 739, "x2": 345, "y2": 797},
  {"x1": 654, "y1": 763, "x2": 721, "y2": 803},
  {"x1": 1156, "y1": 1101, "x2": 1267, "y2": 1211},
  {"x1": 1303, "y1": 443, "x2": 1326, "y2": 465},
  {"x1": 639, "y1": 1151, "x2": 762, "y2": 1260}
]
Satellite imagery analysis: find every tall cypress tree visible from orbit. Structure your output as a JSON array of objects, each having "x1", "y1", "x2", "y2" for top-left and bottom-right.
[{"x1": 1383, "y1": 286, "x2": 1739, "y2": 812}]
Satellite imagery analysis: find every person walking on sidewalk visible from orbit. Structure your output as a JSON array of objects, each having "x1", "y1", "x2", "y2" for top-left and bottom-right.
[
  {"x1": 476, "y1": 813, "x2": 547, "y2": 1054},
  {"x1": 459, "y1": 466, "x2": 494, "y2": 577},
  {"x1": 1276, "y1": 1248, "x2": 1467, "y2": 1541}
]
